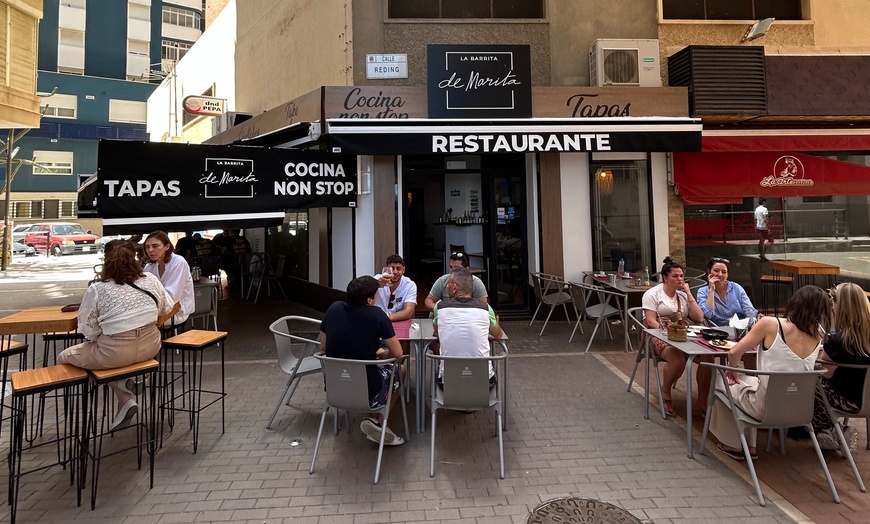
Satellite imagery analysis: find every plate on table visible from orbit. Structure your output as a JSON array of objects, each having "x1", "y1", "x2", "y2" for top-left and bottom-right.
[{"x1": 707, "y1": 339, "x2": 736, "y2": 350}]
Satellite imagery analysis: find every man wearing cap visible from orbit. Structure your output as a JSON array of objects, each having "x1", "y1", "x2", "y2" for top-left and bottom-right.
[{"x1": 424, "y1": 251, "x2": 488, "y2": 310}]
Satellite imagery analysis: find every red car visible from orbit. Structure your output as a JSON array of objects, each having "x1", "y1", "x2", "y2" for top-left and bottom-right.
[{"x1": 24, "y1": 222, "x2": 100, "y2": 256}]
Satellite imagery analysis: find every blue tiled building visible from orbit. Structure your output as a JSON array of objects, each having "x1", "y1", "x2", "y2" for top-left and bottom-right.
[{"x1": 7, "y1": 0, "x2": 203, "y2": 227}]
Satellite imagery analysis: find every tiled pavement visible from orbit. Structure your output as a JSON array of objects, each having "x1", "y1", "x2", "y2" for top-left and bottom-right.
[{"x1": 0, "y1": 288, "x2": 865, "y2": 523}]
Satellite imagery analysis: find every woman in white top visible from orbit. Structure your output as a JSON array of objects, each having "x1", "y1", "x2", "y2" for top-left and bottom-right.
[
  {"x1": 642, "y1": 257, "x2": 705, "y2": 417},
  {"x1": 143, "y1": 230, "x2": 195, "y2": 326},
  {"x1": 710, "y1": 285, "x2": 830, "y2": 459},
  {"x1": 59, "y1": 240, "x2": 175, "y2": 430}
]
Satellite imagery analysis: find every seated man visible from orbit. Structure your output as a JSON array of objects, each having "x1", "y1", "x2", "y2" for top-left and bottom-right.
[
  {"x1": 424, "y1": 252, "x2": 488, "y2": 310},
  {"x1": 320, "y1": 276, "x2": 405, "y2": 446},
  {"x1": 433, "y1": 267, "x2": 503, "y2": 384},
  {"x1": 375, "y1": 254, "x2": 417, "y2": 324}
]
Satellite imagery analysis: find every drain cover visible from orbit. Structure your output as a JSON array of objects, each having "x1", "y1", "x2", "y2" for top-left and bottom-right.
[
  {"x1": 289, "y1": 438, "x2": 303, "y2": 447},
  {"x1": 527, "y1": 497, "x2": 643, "y2": 524}
]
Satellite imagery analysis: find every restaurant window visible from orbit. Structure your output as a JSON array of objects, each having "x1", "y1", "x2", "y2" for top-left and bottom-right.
[
  {"x1": 32, "y1": 151, "x2": 74, "y2": 176},
  {"x1": 590, "y1": 159, "x2": 652, "y2": 274},
  {"x1": 662, "y1": 0, "x2": 803, "y2": 20},
  {"x1": 388, "y1": 0, "x2": 544, "y2": 19},
  {"x1": 267, "y1": 212, "x2": 309, "y2": 280}
]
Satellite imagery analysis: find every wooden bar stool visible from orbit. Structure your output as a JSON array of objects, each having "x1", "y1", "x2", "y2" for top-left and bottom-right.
[
  {"x1": 8, "y1": 364, "x2": 88, "y2": 524},
  {"x1": 36, "y1": 332, "x2": 84, "y2": 437},
  {"x1": 86, "y1": 359, "x2": 159, "y2": 510},
  {"x1": 760, "y1": 274, "x2": 794, "y2": 314},
  {"x1": 161, "y1": 330, "x2": 227, "y2": 453},
  {"x1": 1, "y1": 339, "x2": 28, "y2": 432}
]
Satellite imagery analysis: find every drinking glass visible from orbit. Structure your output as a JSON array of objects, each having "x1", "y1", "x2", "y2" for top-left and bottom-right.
[{"x1": 381, "y1": 266, "x2": 393, "y2": 281}]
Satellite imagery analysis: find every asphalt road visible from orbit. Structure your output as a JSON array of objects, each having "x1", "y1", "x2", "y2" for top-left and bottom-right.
[{"x1": 0, "y1": 252, "x2": 97, "y2": 313}]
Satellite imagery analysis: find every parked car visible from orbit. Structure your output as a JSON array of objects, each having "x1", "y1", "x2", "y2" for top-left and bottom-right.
[
  {"x1": 24, "y1": 223, "x2": 100, "y2": 256},
  {"x1": 11, "y1": 242, "x2": 36, "y2": 257},
  {"x1": 11, "y1": 223, "x2": 32, "y2": 244}
]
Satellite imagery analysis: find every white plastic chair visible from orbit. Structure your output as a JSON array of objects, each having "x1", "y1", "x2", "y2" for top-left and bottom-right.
[
  {"x1": 265, "y1": 316, "x2": 323, "y2": 429},
  {"x1": 699, "y1": 363, "x2": 839, "y2": 507},
  {"x1": 426, "y1": 350, "x2": 507, "y2": 479},
  {"x1": 309, "y1": 352, "x2": 409, "y2": 484}
]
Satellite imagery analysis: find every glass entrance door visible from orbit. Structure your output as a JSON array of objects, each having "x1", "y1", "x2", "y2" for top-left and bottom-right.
[{"x1": 487, "y1": 171, "x2": 527, "y2": 311}]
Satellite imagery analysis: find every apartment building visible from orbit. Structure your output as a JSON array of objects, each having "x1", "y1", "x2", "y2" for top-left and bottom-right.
[{"x1": 4, "y1": 0, "x2": 203, "y2": 231}]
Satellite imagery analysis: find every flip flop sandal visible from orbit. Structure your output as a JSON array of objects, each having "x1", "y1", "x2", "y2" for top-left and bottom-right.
[{"x1": 717, "y1": 443, "x2": 758, "y2": 460}]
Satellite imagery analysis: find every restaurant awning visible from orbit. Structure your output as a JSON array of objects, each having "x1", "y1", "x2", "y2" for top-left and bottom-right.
[
  {"x1": 90, "y1": 140, "x2": 358, "y2": 234},
  {"x1": 673, "y1": 151, "x2": 870, "y2": 205},
  {"x1": 325, "y1": 117, "x2": 702, "y2": 155},
  {"x1": 702, "y1": 129, "x2": 870, "y2": 152}
]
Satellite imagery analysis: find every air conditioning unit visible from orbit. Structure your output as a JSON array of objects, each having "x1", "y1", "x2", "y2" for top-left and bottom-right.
[{"x1": 589, "y1": 39, "x2": 661, "y2": 87}]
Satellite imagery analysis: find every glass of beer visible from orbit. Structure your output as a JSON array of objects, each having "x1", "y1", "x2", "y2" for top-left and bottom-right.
[{"x1": 381, "y1": 266, "x2": 393, "y2": 281}]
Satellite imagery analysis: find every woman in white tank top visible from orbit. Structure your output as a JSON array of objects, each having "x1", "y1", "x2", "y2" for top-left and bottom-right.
[{"x1": 709, "y1": 285, "x2": 831, "y2": 459}]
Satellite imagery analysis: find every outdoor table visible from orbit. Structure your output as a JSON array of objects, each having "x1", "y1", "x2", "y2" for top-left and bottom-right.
[
  {"x1": 583, "y1": 271, "x2": 652, "y2": 352},
  {"x1": 0, "y1": 306, "x2": 79, "y2": 442},
  {"x1": 411, "y1": 318, "x2": 509, "y2": 434},
  {"x1": 641, "y1": 326, "x2": 755, "y2": 459},
  {"x1": 768, "y1": 260, "x2": 840, "y2": 289}
]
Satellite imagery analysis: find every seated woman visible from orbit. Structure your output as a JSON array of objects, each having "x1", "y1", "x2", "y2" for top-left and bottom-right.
[
  {"x1": 696, "y1": 257, "x2": 757, "y2": 327},
  {"x1": 813, "y1": 282, "x2": 870, "y2": 450},
  {"x1": 143, "y1": 231, "x2": 195, "y2": 327},
  {"x1": 710, "y1": 285, "x2": 830, "y2": 459},
  {"x1": 642, "y1": 257, "x2": 705, "y2": 417},
  {"x1": 58, "y1": 240, "x2": 175, "y2": 430}
]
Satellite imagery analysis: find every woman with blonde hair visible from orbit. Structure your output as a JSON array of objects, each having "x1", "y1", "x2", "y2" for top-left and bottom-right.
[
  {"x1": 59, "y1": 240, "x2": 175, "y2": 430},
  {"x1": 813, "y1": 282, "x2": 870, "y2": 450}
]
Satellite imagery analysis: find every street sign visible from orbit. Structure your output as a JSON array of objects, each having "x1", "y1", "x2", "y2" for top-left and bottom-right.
[{"x1": 366, "y1": 54, "x2": 408, "y2": 79}]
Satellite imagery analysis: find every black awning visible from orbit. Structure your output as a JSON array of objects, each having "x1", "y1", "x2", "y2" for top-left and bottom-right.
[
  {"x1": 94, "y1": 140, "x2": 359, "y2": 232},
  {"x1": 325, "y1": 117, "x2": 702, "y2": 155}
]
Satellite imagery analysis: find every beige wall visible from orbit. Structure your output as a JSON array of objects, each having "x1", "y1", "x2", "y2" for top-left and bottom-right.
[
  {"x1": 548, "y1": 0, "x2": 657, "y2": 86},
  {"x1": 811, "y1": 0, "x2": 870, "y2": 47},
  {"x1": 235, "y1": 0, "x2": 352, "y2": 113},
  {"x1": 0, "y1": 0, "x2": 42, "y2": 128}
]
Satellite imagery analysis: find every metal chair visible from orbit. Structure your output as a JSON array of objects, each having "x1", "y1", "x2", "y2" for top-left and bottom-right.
[
  {"x1": 188, "y1": 281, "x2": 219, "y2": 330},
  {"x1": 266, "y1": 316, "x2": 323, "y2": 429},
  {"x1": 817, "y1": 360, "x2": 870, "y2": 492},
  {"x1": 699, "y1": 364, "x2": 838, "y2": 507},
  {"x1": 529, "y1": 272, "x2": 575, "y2": 336},
  {"x1": 567, "y1": 281, "x2": 627, "y2": 352},
  {"x1": 309, "y1": 353, "x2": 409, "y2": 484},
  {"x1": 624, "y1": 307, "x2": 667, "y2": 420},
  {"x1": 426, "y1": 350, "x2": 506, "y2": 479}
]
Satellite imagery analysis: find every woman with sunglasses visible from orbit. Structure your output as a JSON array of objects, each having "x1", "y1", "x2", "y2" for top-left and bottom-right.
[
  {"x1": 642, "y1": 257, "x2": 705, "y2": 417},
  {"x1": 697, "y1": 257, "x2": 757, "y2": 327},
  {"x1": 812, "y1": 282, "x2": 870, "y2": 450}
]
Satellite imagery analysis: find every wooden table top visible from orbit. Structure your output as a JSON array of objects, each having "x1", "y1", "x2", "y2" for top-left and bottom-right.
[
  {"x1": 0, "y1": 306, "x2": 79, "y2": 336},
  {"x1": 768, "y1": 260, "x2": 841, "y2": 275}
]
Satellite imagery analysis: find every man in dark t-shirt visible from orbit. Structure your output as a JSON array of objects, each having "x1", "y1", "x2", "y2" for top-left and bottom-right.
[{"x1": 320, "y1": 275, "x2": 405, "y2": 446}]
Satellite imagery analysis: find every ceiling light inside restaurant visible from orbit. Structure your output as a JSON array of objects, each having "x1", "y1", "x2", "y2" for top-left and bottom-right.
[{"x1": 596, "y1": 168, "x2": 614, "y2": 195}]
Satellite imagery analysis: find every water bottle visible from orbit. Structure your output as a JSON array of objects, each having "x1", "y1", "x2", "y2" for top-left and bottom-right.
[
  {"x1": 618, "y1": 258, "x2": 625, "y2": 278},
  {"x1": 642, "y1": 265, "x2": 650, "y2": 286}
]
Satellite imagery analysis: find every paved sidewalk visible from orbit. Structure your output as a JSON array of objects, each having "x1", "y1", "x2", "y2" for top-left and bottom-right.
[{"x1": 0, "y1": 290, "x2": 831, "y2": 523}]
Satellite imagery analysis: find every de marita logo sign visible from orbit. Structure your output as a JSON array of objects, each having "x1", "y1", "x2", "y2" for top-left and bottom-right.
[{"x1": 427, "y1": 44, "x2": 532, "y2": 119}]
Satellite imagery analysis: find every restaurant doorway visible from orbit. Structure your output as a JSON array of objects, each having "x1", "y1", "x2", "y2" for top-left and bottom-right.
[{"x1": 402, "y1": 154, "x2": 528, "y2": 313}]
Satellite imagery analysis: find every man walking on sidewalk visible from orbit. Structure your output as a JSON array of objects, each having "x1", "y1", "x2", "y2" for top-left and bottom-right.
[{"x1": 755, "y1": 198, "x2": 773, "y2": 260}]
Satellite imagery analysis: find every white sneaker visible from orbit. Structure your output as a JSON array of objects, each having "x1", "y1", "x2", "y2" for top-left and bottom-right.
[
  {"x1": 359, "y1": 418, "x2": 404, "y2": 446},
  {"x1": 816, "y1": 428, "x2": 839, "y2": 450},
  {"x1": 843, "y1": 425, "x2": 858, "y2": 453}
]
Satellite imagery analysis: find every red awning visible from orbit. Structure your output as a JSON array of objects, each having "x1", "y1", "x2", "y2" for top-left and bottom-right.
[
  {"x1": 674, "y1": 151, "x2": 870, "y2": 204},
  {"x1": 703, "y1": 133, "x2": 870, "y2": 152}
]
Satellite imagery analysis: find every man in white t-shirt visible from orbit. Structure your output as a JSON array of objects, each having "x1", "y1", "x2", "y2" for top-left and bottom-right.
[
  {"x1": 375, "y1": 254, "x2": 417, "y2": 323},
  {"x1": 754, "y1": 198, "x2": 773, "y2": 260},
  {"x1": 433, "y1": 267, "x2": 503, "y2": 381}
]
